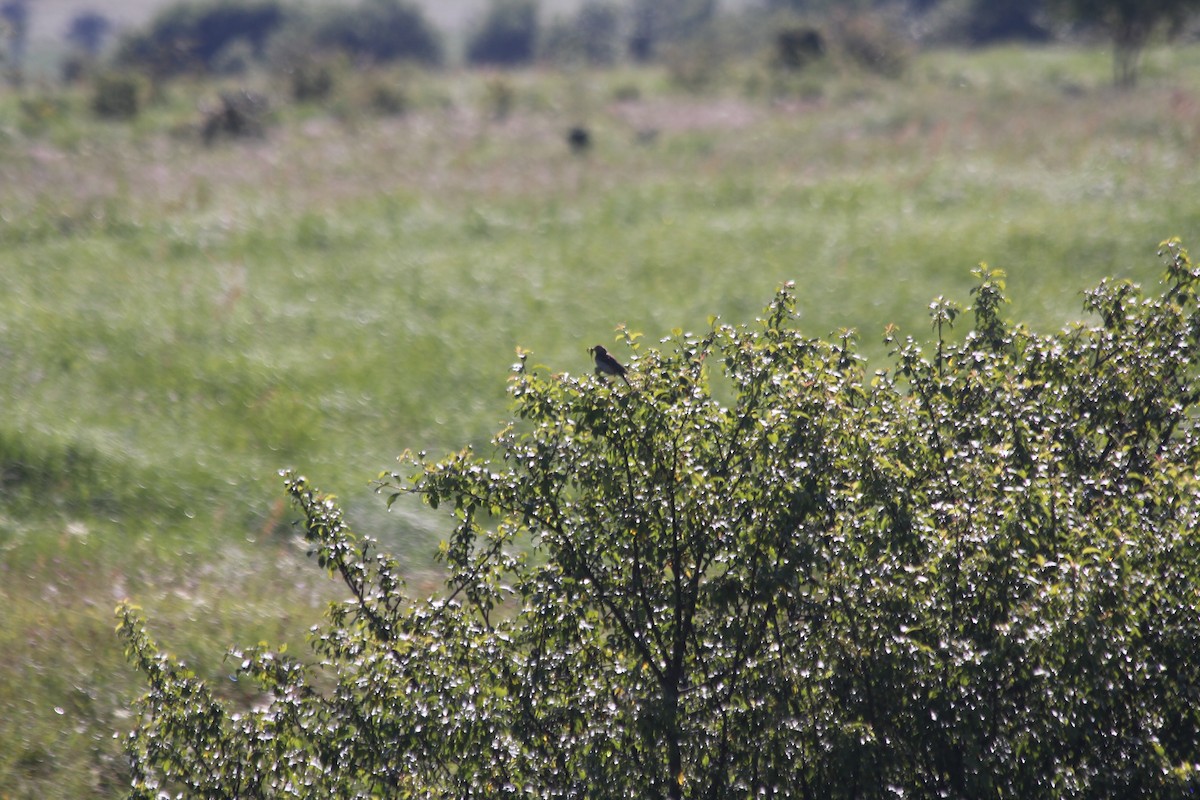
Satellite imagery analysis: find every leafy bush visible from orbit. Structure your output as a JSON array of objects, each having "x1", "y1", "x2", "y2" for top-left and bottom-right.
[
  {"x1": 774, "y1": 24, "x2": 826, "y2": 70},
  {"x1": 833, "y1": 10, "x2": 911, "y2": 77},
  {"x1": 117, "y1": 0, "x2": 443, "y2": 84},
  {"x1": 201, "y1": 90, "x2": 270, "y2": 144},
  {"x1": 366, "y1": 78, "x2": 409, "y2": 116},
  {"x1": 307, "y1": 0, "x2": 443, "y2": 66},
  {"x1": 64, "y1": 10, "x2": 114, "y2": 57},
  {"x1": 91, "y1": 72, "x2": 143, "y2": 119},
  {"x1": 120, "y1": 241, "x2": 1200, "y2": 798},
  {"x1": 541, "y1": 0, "x2": 622, "y2": 66},
  {"x1": 466, "y1": 0, "x2": 540, "y2": 67},
  {"x1": 115, "y1": 0, "x2": 287, "y2": 77},
  {"x1": 629, "y1": 0, "x2": 718, "y2": 61},
  {"x1": 288, "y1": 58, "x2": 336, "y2": 103}
]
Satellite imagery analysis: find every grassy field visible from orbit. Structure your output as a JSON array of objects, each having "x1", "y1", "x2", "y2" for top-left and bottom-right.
[{"x1": 2, "y1": 44, "x2": 1200, "y2": 797}]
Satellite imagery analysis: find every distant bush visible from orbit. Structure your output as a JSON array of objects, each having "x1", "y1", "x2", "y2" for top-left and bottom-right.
[
  {"x1": 367, "y1": 78, "x2": 409, "y2": 115},
  {"x1": 115, "y1": 0, "x2": 287, "y2": 77},
  {"x1": 60, "y1": 10, "x2": 113, "y2": 83},
  {"x1": 962, "y1": 0, "x2": 1050, "y2": 43},
  {"x1": 466, "y1": 0, "x2": 540, "y2": 67},
  {"x1": 288, "y1": 58, "x2": 336, "y2": 102},
  {"x1": 630, "y1": 0, "x2": 717, "y2": 61},
  {"x1": 774, "y1": 24, "x2": 826, "y2": 70},
  {"x1": 210, "y1": 37, "x2": 257, "y2": 75},
  {"x1": 918, "y1": 0, "x2": 1050, "y2": 45},
  {"x1": 120, "y1": 241, "x2": 1200, "y2": 798},
  {"x1": 64, "y1": 10, "x2": 113, "y2": 57},
  {"x1": 544, "y1": 0, "x2": 726, "y2": 67},
  {"x1": 0, "y1": 0, "x2": 30, "y2": 78},
  {"x1": 116, "y1": 0, "x2": 442, "y2": 85},
  {"x1": 541, "y1": 0, "x2": 622, "y2": 65},
  {"x1": 307, "y1": 0, "x2": 443, "y2": 66},
  {"x1": 201, "y1": 89, "x2": 269, "y2": 144},
  {"x1": 91, "y1": 72, "x2": 143, "y2": 118},
  {"x1": 834, "y1": 10, "x2": 911, "y2": 77}
]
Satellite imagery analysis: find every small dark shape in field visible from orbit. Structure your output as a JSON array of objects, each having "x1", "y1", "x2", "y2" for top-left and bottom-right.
[
  {"x1": 202, "y1": 90, "x2": 269, "y2": 145},
  {"x1": 775, "y1": 26, "x2": 825, "y2": 71},
  {"x1": 567, "y1": 126, "x2": 591, "y2": 154}
]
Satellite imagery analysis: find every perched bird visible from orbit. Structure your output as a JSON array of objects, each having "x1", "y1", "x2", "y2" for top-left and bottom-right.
[{"x1": 590, "y1": 345, "x2": 630, "y2": 385}]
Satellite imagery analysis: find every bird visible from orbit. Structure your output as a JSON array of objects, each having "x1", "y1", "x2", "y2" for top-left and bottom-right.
[
  {"x1": 590, "y1": 345, "x2": 630, "y2": 385},
  {"x1": 567, "y1": 126, "x2": 591, "y2": 154}
]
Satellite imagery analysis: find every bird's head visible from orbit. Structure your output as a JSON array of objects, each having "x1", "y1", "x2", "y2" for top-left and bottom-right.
[{"x1": 591, "y1": 345, "x2": 608, "y2": 357}]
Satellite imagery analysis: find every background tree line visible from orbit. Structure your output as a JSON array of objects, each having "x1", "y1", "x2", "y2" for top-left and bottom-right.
[{"x1": 10, "y1": 0, "x2": 1200, "y2": 88}]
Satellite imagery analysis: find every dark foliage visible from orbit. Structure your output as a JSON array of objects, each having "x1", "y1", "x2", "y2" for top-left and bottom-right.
[
  {"x1": 288, "y1": 60, "x2": 335, "y2": 102},
  {"x1": 1048, "y1": 0, "x2": 1200, "y2": 86},
  {"x1": 466, "y1": 0, "x2": 540, "y2": 67},
  {"x1": 114, "y1": 0, "x2": 442, "y2": 77},
  {"x1": 309, "y1": 0, "x2": 443, "y2": 66},
  {"x1": 963, "y1": 0, "x2": 1051, "y2": 43},
  {"x1": 115, "y1": 0, "x2": 285, "y2": 76},
  {"x1": 775, "y1": 26, "x2": 826, "y2": 70},
  {"x1": 65, "y1": 10, "x2": 114, "y2": 57},
  {"x1": 120, "y1": 241, "x2": 1200, "y2": 798},
  {"x1": 201, "y1": 90, "x2": 269, "y2": 144},
  {"x1": 630, "y1": 0, "x2": 717, "y2": 61},
  {"x1": 541, "y1": 0, "x2": 622, "y2": 66},
  {"x1": 91, "y1": 72, "x2": 142, "y2": 119}
]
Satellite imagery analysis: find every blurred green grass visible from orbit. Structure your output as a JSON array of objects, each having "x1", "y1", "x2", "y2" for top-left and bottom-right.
[{"x1": 3, "y1": 45, "x2": 1200, "y2": 797}]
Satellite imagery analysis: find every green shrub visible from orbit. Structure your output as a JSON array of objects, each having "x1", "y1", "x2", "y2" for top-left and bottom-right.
[
  {"x1": 115, "y1": 0, "x2": 287, "y2": 77},
  {"x1": 65, "y1": 9, "x2": 113, "y2": 57},
  {"x1": 541, "y1": 0, "x2": 622, "y2": 66},
  {"x1": 308, "y1": 0, "x2": 443, "y2": 66},
  {"x1": 367, "y1": 79, "x2": 408, "y2": 115},
  {"x1": 90, "y1": 72, "x2": 142, "y2": 118},
  {"x1": 17, "y1": 93, "x2": 69, "y2": 133},
  {"x1": 466, "y1": 0, "x2": 540, "y2": 67},
  {"x1": 774, "y1": 24, "x2": 826, "y2": 70},
  {"x1": 834, "y1": 10, "x2": 911, "y2": 77},
  {"x1": 288, "y1": 58, "x2": 336, "y2": 103},
  {"x1": 629, "y1": 0, "x2": 718, "y2": 61},
  {"x1": 201, "y1": 89, "x2": 269, "y2": 144},
  {"x1": 120, "y1": 241, "x2": 1200, "y2": 798}
]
